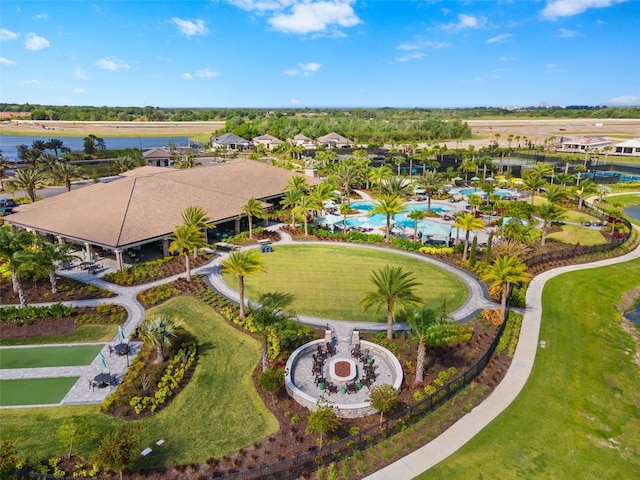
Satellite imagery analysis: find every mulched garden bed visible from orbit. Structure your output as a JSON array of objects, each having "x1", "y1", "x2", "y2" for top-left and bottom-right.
[{"x1": 0, "y1": 277, "x2": 115, "y2": 305}]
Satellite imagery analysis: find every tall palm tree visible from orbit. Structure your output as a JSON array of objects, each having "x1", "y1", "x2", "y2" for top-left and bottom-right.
[
  {"x1": 10, "y1": 167, "x2": 46, "y2": 202},
  {"x1": 575, "y1": 178, "x2": 597, "y2": 210},
  {"x1": 248, "y1": 292, "x2": 295, "y2": 371},
  {"x1": 180, "y1": 205, "x2": 210, "y2": 257},
  {"x1": 23, "y1": 147, "x2": 43, "y2": 168},
  {"x1": 368, "y1": 165, "x2": 393, "y2": 193},
  {"x1": 0, "y1": 225, "x2": 36, "y2": 307},
  {"x1": 242, "y1": 197, "x2": 266, "y2": 239},
  {"x1": 360, "y1": 265, "x2": 422, "y2": 340},
  {"x1": 339, "y1": 203, "x2": 351, "y2": 231},
  {"x1": 415, "y1": 171, "x2": 445, "y2": 212},
  {"x1": 286, "y1": 174, "x2": 309, "y2": 194},
  {"x1": 370, "y1": 194, "x2": 406, "y2": 244},
  {"x1": 0, "y1": 155, "x2": 8, "y2": 191},
  {"x1": 309, "y1": 181, "x2": 336, "y2": 217},
  {"x1": 52, "y1": 162, "x2": 82, "y2": 192},
  {"x1": 139, "y1": 314, "x2": 183, "y2": 363},
  {"x1": 379, "y1": 176, "x2": 413, "y2": 199},
  {"x1": 523, "y1": 172, "x2": 548, "y2": 205},
  {"x1": 221, "y1": 250, "x2": 265, "y2": 320},
  {"x1": 482, "y1": 255, "x2": 532, "y2": 322},
  {"x1": 538, "y1": 203, "x2": 565, "y2": 246},
  {"x1": 529, "y1": 161, "x2": 554, "y2": 178},
  {"x1": 45, "y1": 138, "x2": 65, "y2": 160},
  {"x1": 169, "y1": 223, "x2": 206, "y2": 281},
  {"x1": 293, "y1": 194, "x2": 316, "y2": 237},
  {"x1": 407, "y1": 209, "x2": 427, "y2": 241},
  {"x1": 452, "y1": 212, "x2": 485, "y2": 261},
  {"x1": 332, "y1": 162, "x2": 359, "y2": 204},
  {"x1": 543, "y1": 184, "x2": 568, "y2": 204},
  {"x1": 114, "y1": 157, "x2": 136, "y2": 173},
  {"x1": 33, "y1": 240, "x2": 75, "y2": 293},
  {"x1": 280, "y1": 188, "x2": 302, "y2": 227},
  {"x1": 403, "y1": 303, "x2": 471, "y2": 386}
]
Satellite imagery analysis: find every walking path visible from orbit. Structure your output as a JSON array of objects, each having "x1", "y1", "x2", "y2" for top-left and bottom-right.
[{"x1": 363, "y1": 221, "x2": 640, "y2": 479}]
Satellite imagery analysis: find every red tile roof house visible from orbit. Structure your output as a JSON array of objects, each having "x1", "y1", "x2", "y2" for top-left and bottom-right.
[{"x1": 5, "y1": 160, "x2": 319, "y2": 270}]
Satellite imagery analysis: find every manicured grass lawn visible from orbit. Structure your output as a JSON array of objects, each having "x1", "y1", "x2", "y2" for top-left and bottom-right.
[
  {"x1": 561, "y1": 208, "x2": 599, "y2": 224},
  {"x1": 547, "y1": 224, "x2": 607, "y2": 246},
  {"x1": 0, "y1": 297, "x2": 277, "y2": 467},
  {"x1": 0, "y1": 325, "x2": 118, "y2": 347},
  {"x1": 417, "y1": 258, "x2": 640, "y2": 479},
  {"x1": 223, "y1": 244, "x2": 468, "y2": 321},
  {"x1": 0, "y1": 377, "x2": 79, "y2": 406},
  {"x1": 0, "y1": 345, "x2": 104, "y2": 369}
]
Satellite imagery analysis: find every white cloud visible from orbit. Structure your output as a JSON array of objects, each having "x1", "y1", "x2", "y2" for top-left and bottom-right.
[
  {"x1": 34, "y1": 13, "x2": 49, "y2": 20},
  {"x1": 441, "y1": 14, "x2": 487, "y2": 32},
  {"x1": 395, "y1": 52, "x2": 425, "y2": 63},
  {"x1": 95, "y1": 57, "x2": 129, "y2": 71},
  {"x1": 226, "y1": 0, "x2": 290, "y2": 12},
  {"x1": 0, "y1": 29, "x2": 19, "y2": 40},
  {"x1": 72, "y1": 87, "x2": 86, "y2": 94},
  {"x1": 0, "y1": 57, "x2": 16, "y2": 65},
  {"x1": 283, "y1": 62, "x2": 322, "y2": 76},
  {"x1": 541, "y1": 0, "x2": 627, "y2": 19},
  {"x1": 182, "y1": 69, "x2": 219, "y2": 80},
  {"x1": 554, "y1": 28, "x2": 579, "y2": 37},
  {"x1": 171, "y1": 17, "x2": 209, "y2": 36},
  {"x1": 397, "y1": 37, "x2": 450, "y2": 51},
  {"x1": 74, "y1": 68, "x2": 89, "y2": 79},
  {"x1": 290, "y1": 97, "x2": 299, "y2": 105},
  {"x1": 607, "y1": 95, "x2": 640, "y2": 105},
  {"x1": 270, "y1": 1, "x2": 361, "y2": 35},
  {"x1": 24, "y1": 32, "x2": 50, "y2": 51},
  {"x1": 487, "y1": 33, "x2": 513, "y2": 44}
]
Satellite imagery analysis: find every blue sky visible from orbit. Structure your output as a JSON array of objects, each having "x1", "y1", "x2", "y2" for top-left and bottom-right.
[{"x1": 1, "y1": 0, "x2": 638, "y2": 108}]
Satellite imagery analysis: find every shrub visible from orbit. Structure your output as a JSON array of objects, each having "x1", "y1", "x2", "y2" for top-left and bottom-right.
[{"x1": 419, "y1": 246, "x2": 454, "y2": 256}]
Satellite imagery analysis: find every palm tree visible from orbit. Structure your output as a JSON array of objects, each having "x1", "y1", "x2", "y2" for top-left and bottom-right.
[
  {"x1": 0, "y1": 225, "x2": 36, "y2": 307},
  {"x1": 339, "y1": 203, "x2": 351, "y2": 231},
  {"x1": 415, "y1": 171, "x2": 445, "y2": 212},
  {"x1": 22, "y1": 148, "x2": 43, "y2": 168},
  {"x1": 543, "y1": 184, "x2": 567, "y2": 204},
  {"x1": 52, "y1": 162, "x2": 82, "y2": 192},
  {"x1": 33, "y1": 240, "x2": 75, "y2": 293},
  {"x1": 523, "y1": 172, "x2": 548, "y2": 205},
  {"x1": 360, "y1": 265, "x2": 422, "y2": 340},
  {"x1": 407, "y1": 209, "x2": 427, "y2": 241},
  {"x1": 309, "y1": 181, "x2": 336, "y2": 217},
  {"x1": 538, "y1": 203, "x2": 565, "y2": 246},
  {"x1": 280, "y1": 188, "x2": 302, "y2": 227},
  {"x1": 242, "y1": 197, "x2": 266, "y2": 239},
  {"x1": 452, "y1": 212, "x2": 485, "y2": 261},
  {"x1": 293, "y1": 194, "x2": 316, "y2": 237},
  {"x1": 169, "y1": 223, "x2": 206, "y2": 281},
  {"x1": 0, "y1": 154, "x2": 8, "y2": 191},
  {"x1": 575, "y1": 178, "x2": 597, "y2": 210},
  {"x1": 248, "y1": 292, "x2": 295, "y2": 371},
  {"x1": 379, "y1": 176, "x2": 413, "y2": 199},
  {"x1": 529, "y1": 161, "x2": 554, "y2": 178},
  {"x1": 180, "y1": 205, "x2": 211, "y2": 258},
  {"x1": 370, "y1": 194, "x2": 406, "y2": 244},
  {"x1": 114, "y1": 157, "x2": 136, "y2": 173},
  {"x1": 286, "y1": 175, "x2": 309, "y2": 194},
  {"x1": 221, "y1": 250, "x2": 265, "y2": 320},
  {"x1": 10, "y1": 167, "x2": 46, "y2": 202},
  {"x1": 403, "y1": 304, "x2": 471, "y2": 386},
  {"x1": 467, "y1": 194, "x2": 484, "y2": 214},
  {"x1": 482, "y1": 255, "x2": 532, "y2": 323},
  {"x1": 45, "y1": 138, "x2": 65, "y2": 160},
  {"x1": 368, "y1": 165, "x2": 393, "y2": 193},
  {"x1": 139, "y1": 314, "x2": 183, "y2": 363},
  {"x1": 332, "y1": 162, "x2": 359, "y2": 204}
]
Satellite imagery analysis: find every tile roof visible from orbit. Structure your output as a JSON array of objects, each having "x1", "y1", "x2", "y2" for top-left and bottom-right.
[{"x1": 7, "y1": 160, "x2": 319, "y2": 249}]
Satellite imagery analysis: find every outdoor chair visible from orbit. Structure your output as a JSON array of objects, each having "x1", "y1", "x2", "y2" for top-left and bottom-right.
[
  {"x1": 347, "y1": 382, "x2": 358, "y2": 394},
  {"x1": 351, "y1": 345, "x2": 360, "y2": 358},
  {"x1": 315, "y1": 375, "x2": 326, "y2": 386},
  {"x1": 108, "y1": 345, "x2": 114, "y2": 356},
  {"x1": 326, "y1": 382, "x2": 338, "y2": 395}
]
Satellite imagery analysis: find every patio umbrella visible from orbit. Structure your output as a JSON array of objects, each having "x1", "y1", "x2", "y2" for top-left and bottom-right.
[
  {"x1": 471, "y1": 176, "x2": 480, "y2": 181},
  {"x1": 486, "y1": 176, "x2": 494, "y2": 181},
  {"x1": 453, "y1": 176, "x2": 463, "y2": 181},
  {"x1": 118, "y1": 325, "x2": 126, "y2": 343},
  {"x1": 498, "y1": 178, "x2": 509, "y2": 183},
  {"x1": 99, "y1": 352, "x2": 108, "y2": 371}
]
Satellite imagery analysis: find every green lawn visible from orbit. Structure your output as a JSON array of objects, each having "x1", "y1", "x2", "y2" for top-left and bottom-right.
[
  {"x1": 0, "y1": 297, "x2": 278, "y2": 467},
  {"x1": 0, "y1": 345, "x2": 104, "y2": 369},
  {"x1": 416, "y1": 258, "x2": 640, "y2": 479},
  {"x1": 0, "y1": 377, "x2": 79, "y2": 406},
  {"x1": 222, "y1": 244, "x2": 468, "y2": 321},
  {"x1": 547, "y1": 224, "x2": 607, "y2": 246}
]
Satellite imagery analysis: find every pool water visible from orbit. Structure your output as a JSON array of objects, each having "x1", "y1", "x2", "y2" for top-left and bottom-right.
[
  {"x1": 347, "y1": 202, "x2": 453, "y2": 229},
  {"x1": 458, "y1": 188, "x2": 512, "y2": 199}
]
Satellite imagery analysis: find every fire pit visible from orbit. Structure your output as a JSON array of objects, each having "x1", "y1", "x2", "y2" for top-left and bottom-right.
[{"x1": 329, "y1": 358, "x2": 357, "y2": 384}]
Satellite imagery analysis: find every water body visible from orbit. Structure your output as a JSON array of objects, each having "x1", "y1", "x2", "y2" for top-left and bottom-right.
[
  {"x1": 0, "y1": 134, "x2": 195, "y2": 161},
  {"x1": 625, "y1": 300, "x2": 640, "y2": 325},
  {"x1": 623, "y1": 204, "x2": 640, "y2": 221}
]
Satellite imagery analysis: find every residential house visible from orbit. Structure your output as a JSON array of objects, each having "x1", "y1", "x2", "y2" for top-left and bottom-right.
[
  {"x1": 316, "y1": 132, "x2": 355, "y2": 149},
  {"x1": 252, "y1": 134, "x2": 284, "y2": 151},
  {"x1": 211, "y1": 132, "x2": 252, "y2": 151}
]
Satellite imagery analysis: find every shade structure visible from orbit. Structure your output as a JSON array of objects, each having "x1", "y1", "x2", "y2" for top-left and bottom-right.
[
  {"x1": 471, "y1": 176, "x2": 480, "y2": 181},
  {"x1": 417, "y1": 221, "x2": 452, "y2": 243},
  {"x1": 453, "y1": 176, "x2": 463, "y2": 181},
  {"x1": 118, "y1": 325, "x2": 126, "y2": 342},
  {"x1": 498, "y1": 178, "x2": 509, "y2": 183},
  {"x1": 99, "y1": 353, "x2": 107, "y2": 371},
  {"x1": 486, "y1": 176, "x2": 495, "y2": 181}
]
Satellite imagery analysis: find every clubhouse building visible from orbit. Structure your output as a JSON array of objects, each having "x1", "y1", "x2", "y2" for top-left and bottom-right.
[{"x1": 5, "y1": 160, "x2": 319, "y2": 270}]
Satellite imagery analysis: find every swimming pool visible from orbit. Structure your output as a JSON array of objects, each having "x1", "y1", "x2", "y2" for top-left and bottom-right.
[
  {"x1": 457, "y1": 188, "x2": 512, "y2": 199},
  {"x1": 345, "y1": 202, "x2": 453, "y2": 229}
]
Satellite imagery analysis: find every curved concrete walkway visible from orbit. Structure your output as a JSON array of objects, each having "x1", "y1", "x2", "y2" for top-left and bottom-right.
[{"x1": 363, "y1": 222, "x2": 640, "y2": 479}]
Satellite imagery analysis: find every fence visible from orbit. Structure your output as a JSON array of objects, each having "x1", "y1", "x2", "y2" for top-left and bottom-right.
[{"x1": 524, "y1": 203, "x2": 633, "y2": 270}]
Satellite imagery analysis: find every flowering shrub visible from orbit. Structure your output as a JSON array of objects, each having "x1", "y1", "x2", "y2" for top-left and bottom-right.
[{"x1": 419, "y1": 246, "x2": 454, "y2": 255}]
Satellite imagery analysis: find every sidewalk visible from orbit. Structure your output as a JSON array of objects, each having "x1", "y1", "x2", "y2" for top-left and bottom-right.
[{"x1": 364, "y1": 223, "x2": 640, "y2": 480}]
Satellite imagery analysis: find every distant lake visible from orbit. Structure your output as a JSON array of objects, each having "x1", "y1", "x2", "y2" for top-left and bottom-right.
[
  {"x1": 624, "y1": 204, "x2": 640, "y2": 221},
  {"x1": 0, "y1": 134, "x2": 196, "y2": 161}
]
